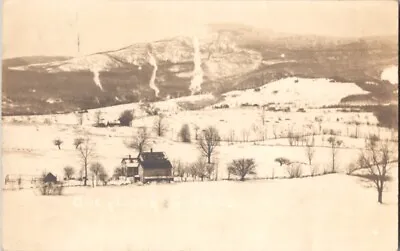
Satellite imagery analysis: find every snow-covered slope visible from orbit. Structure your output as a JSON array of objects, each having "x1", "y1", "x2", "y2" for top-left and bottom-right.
[
  {"x1": 381, "y1": 65, "x2": 398, "y2": 85},
  {"x1": 3, "y1": 171, "x2": 398, "y2": 251},
  {"x1": 216, "y1": 77, "x2": 369, "y2": 108}
]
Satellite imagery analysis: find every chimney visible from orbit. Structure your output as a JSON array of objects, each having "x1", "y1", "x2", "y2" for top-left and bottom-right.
[{"x1": 129, "y1": 154, "x2": 131, "y2": 159}]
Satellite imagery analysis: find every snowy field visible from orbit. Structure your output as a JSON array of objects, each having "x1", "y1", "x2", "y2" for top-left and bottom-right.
[
  {"x1": 3, "y1": 170, "x2": 398, "y2": 251},
  {"x1": 216, "y1": 77, "x2": 368, "y2": 108}
]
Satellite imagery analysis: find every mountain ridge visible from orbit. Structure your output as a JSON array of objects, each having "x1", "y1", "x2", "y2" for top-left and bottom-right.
[{"x1": 2, "y1": 24, "x2": 397, "y2": 115}]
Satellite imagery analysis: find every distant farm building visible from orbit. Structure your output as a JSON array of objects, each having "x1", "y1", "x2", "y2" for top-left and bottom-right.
[
  {"x1": 43, "y1": 172, "x2": 57, "y2": 183},
  {"x1": 121, "y1": 149, "x2": 173, "y2": 183}
]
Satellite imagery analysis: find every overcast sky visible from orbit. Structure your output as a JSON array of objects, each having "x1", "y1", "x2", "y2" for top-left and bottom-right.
[{"x1": 2, "y1": 0, "x2": 398, "y2": 58}]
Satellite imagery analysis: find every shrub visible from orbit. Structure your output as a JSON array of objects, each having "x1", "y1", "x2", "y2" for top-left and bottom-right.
[
  {"x1": 63, "y1": 166, "x2": 75, "y2": 180},
  {"x1": 227, "y1": 158, "x2": 257, "y2": 181},
  {"x1": 275, "y1": 157, "x2": 291, "y2": 166},
  {"x1": 286, "y1": 163, "x2": 303, "y2": 178},
  {"x1": 43, "y1": 118, "x2": 52, "y2": 125},
  {"x1": 39, "y1": 182, "x2": 64, "y2": 196},
  {"x1": 53, "y1": 138, "x2": 63, "y2": 150},
  {"x1": 73, "y1": 137, "x2": 84, "y2": 149},
  {"x1": 254, "y1": 87, "x2": 261, "y2": 92},
  {"x1": 113, "y1": 166, "x2": 127, "y2": 179}
]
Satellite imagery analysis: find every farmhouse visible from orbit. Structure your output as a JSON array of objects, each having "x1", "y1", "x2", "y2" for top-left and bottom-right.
[
  {"x1": 121, "y1": 155, "x2": 140, "y2": 181},
  {"x1": 121, "y1": 149, "x2": 173, "y2": 183}
]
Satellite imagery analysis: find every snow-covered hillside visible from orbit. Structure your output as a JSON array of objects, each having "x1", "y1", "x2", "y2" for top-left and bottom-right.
[
  {"x1": 8, "y1": 35, "x2": 262, "y2": 82},
  {"x1": 216, "y1": 77, "x2": 368, "y2": 108},
  {"x1": 381, "y1": 65, "x2": 398, "y2": 85}
]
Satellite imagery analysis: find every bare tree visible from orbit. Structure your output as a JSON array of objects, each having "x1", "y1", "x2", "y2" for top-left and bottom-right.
[
  {"x1": 273, "y1": 124, "x2": 278, "y2": 139},
  {"x1": 173, "y1": 160, "x2": 186, "y2": 181},
  {"x1": 126, "y1": 127, "x2": 151, "y2": 154},
  {"x1": 294, "y1": 134, "x2": 301, "y2": 146},
  {"x1": 241, "y1": 129, "x2": 250, "y2": 142},
  {"x1": 98, "y1": 171, "x2": 109, "y2": 186},
  {"x1": 153, "y1": 114, "x2": 168, "y2": 137},
  {"x1": 193, "y1": 157, "x2": 208, "y2": 181},
  {"x1": 260, "y1": 107, "x2": 266, "y2": 126},
  {"x1": 198, "y1": 126, "x2": 221, "y2": 164},
  {"x1": 305, "y1": 137, "x2": 316, "y2": 165},
  {"x1": 212, "y1": 156, "x2": 220, "y2": 181},
  {"x1": 77, "y1": 136, "x2": 95, "y2": 186},
  {"x1": 76, "y1": 113, "x2": 83, "y2": 125},
  {"x1": 227, "y1": 158, "x2": 257, "y2": 181},
  {"x1": 353, "y1": 137, "x2": 397, "y2": 203},
  {"x1": 63, "y1": 166, "x2": 75, "y2": 180},
  {"x1": 228, "y1": 129, "x2": 236, "y2": 144},
  {"x1": 327, "y1": 136, "x2": 343, "y2": 172},
  {"x1": 17, "y1": 176, "x2": 22, "y2": 190},
  {"x1": 94, "y1": 110, "x2": 103, "y2": 126},
  {"x1": 90, "y1": 162, "x2": 106, "y2": 186},
  {"x1": 73, "y1": 137, "x2": 84, "y2": 149},
  {"x1": 53, "y1": 138, "x2": 63, "y2": 150},
  {"x1": 206, "y1": 163, "x2": 215, "y2": 180},
  {"x1": 287, "y1": 128, "x2": 295, "y2": 146},
  {"x1": 179, "y1": 124, "x2": 191, "y2": 143},
  {"x1": 315, "y1": 116, "x2": 323, "y2": 134},
  {"x1": 188, "y1": 163, "x2": 198, "y2": 181},
  {"x1": 354, "y1": 121, "x2": 361, "y2": 138},
  {"x1": 252, "y1": 124, "x2": 265, "y2": 141},
  {"x1": 194, "y1": 125, "x2": 200, "y2": 140}
]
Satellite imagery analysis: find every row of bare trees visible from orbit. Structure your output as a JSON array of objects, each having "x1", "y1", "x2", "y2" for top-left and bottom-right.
[
  {"x1": 173, "y1": 157, "x2": 257, "y2": 182},
  {"x1": 173, "y1": 159, "x2": 216, "y2": 182},
  {"x1": 63, "y1": 162, "x2": 108, "y2": 186}
]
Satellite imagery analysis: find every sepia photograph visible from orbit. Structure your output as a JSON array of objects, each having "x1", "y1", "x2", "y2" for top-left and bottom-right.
[{"x1": 1, "y1": 0, "x2": 398, "y2": 250}]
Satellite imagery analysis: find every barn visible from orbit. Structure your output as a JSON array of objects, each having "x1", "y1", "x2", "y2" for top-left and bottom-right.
[
  {"x1": 121, "y1": 149, "x2": 173, "y2": 183},
  {"x1": 43, "y1": 172, "x2": 57, "y2": 183}
]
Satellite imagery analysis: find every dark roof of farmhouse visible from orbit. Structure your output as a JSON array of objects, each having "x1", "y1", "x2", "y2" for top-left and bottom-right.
[
  {"x1": 140, "y1": 152, "x2": 167, "y2": 161},
  {"x1": 140, "y1": 159, "x2": 173, "y2": 169},
  {"x1": 139, "y1": 151, "x2": 172, "y2": 169}
]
